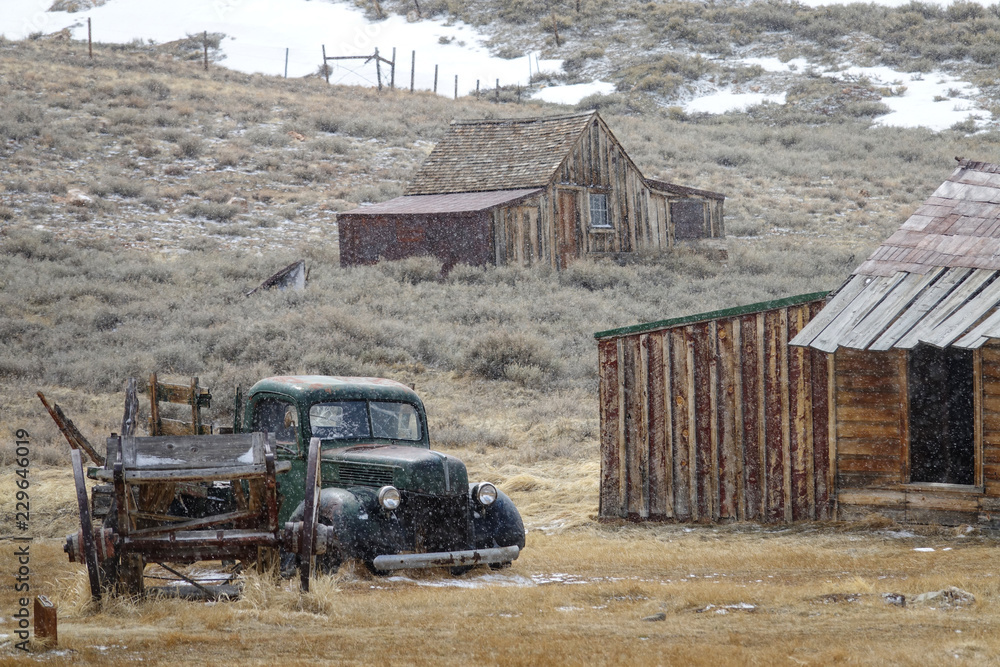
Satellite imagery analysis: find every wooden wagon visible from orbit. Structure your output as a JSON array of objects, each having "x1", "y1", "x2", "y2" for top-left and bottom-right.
[{"x1": 64, "y1": 432, "x2": 329, "y2": 599}]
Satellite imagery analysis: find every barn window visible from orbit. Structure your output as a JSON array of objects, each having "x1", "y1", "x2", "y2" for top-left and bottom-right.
[
  {"x1": 589, "y1": 193, "x2": 610, "y2": 229},
  {"x1": 908, "y1": 345, "x2": 975, "y2": 485},
  {"x1": 671, "y1": 200, "x2": 707, "y2": 239}
]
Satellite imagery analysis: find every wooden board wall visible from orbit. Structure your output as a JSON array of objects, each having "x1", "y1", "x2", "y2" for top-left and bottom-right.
[{"x1": 598, "y1": 298, "x2": 833, "y2": 523}]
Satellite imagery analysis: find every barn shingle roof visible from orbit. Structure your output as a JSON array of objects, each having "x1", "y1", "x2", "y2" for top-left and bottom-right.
[
  {"x1": 791, "y1": 160, "x2": 1000, "y2": 352},
  {"x1": 404, "y1": 111, "x2": 595, "y2": 195}
]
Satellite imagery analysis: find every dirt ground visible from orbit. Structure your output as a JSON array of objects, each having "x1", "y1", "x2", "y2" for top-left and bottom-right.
[{"x1": 2, "y1": 467, "x2": 1000, "y2": 665}]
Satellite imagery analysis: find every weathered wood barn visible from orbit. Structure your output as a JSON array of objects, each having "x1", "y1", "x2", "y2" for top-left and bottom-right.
[
  {"x1": 598, "y1": 159, "x2": 1000, "y2": 525},
  {"x1": 338, "y1": 111, "x2": 725, "y2": 270}
]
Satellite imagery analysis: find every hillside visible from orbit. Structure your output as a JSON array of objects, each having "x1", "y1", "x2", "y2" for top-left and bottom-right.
[{"x1": 5, "y1": 24, "x2": 1000, "y2": 666}]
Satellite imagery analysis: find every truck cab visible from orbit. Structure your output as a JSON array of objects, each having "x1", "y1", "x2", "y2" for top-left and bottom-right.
[{"x1": 242, "y1": 376, "x2": 524, "y2": 574}]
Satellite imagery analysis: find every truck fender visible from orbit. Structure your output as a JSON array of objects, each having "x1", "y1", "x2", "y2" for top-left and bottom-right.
[
  {"x1": 470, "y1": 486, "x2": 525, "y2": 551},
  {"x1": 287, "y1": 486, "x2": 385, "y2": 560}
]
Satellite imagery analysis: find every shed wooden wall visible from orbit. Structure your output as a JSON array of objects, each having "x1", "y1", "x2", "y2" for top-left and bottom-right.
[
  {"x1": 491, "y1": 117, "x2": 724, "y2": 269},
  {"x1": 598, "y1": 297, "x2": 833, "y2": 523}
]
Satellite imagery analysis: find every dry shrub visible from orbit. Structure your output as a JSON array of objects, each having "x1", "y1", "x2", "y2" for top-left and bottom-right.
[
  {"x1": 462, "y1": 330, "x2": 558, "y2": 383},
  {"x1": 378, "y1": 255, "x2": 442, "y2": 284}
]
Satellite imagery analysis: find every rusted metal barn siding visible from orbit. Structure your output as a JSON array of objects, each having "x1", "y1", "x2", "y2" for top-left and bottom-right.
[
  {"x1": 338, "y1": 212, "x2": 493, "y2": 269},
  {"x1": 596, "y1": 293, "x2": 833, "y2": 523}
]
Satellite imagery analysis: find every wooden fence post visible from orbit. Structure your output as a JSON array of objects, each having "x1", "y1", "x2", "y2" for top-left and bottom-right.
[
  {"x1": 87, "y1": 17, "x2": 92, "y2": 58},
  {"x1": 322, "y1": 45, "x2": 329, "y2": 84},
  {"x1": 476, "y1": 79, "x2": 480, "y2": 98},
  {"x1": 433, "y1": 64, "x2": 438, "y2": 93},
  {"x1": 203, "y1": 31, "x2": 208, "y2": 71},
  {"x1": 551, "y1": 11, "x2": 561, "y2": 47},
  {"x1": 375, "y1": 47, "x2": 382, "y2": 91},
  {"x1": 390, "y1": 47, "x2": 396, "y2": 89},
  {"x1": 284, "y1": 47, "x2": 289, "y2": 78},
  {"x1": 454, "y1": 75, "x2": 458, "y2": 100},
  {"x1": 410, "y1": 50, "x2": 415, "y2": 92},
  {"x1": 495, "y1": 78, "x2": 500, "y2": 102}
]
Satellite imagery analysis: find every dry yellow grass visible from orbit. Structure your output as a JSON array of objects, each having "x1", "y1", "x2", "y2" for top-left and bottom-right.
[{"x1": 3, "y1": 524, "x2": 1000, "y2": 665}]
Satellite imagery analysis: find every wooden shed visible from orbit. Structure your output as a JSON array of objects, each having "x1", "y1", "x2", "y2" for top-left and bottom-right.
[
  {"x1": 598, "y1": 159, "x2": 1000, "y2": 526},
  {"x1": 595, "y1": 293, "x2": 833, "y2": 523},
  {"x1": 790, "y1": 159, "x2": 1000, "y2": 525},
  {"x1": 338, "y1": 111, "x2": 725, "y2": 271}
]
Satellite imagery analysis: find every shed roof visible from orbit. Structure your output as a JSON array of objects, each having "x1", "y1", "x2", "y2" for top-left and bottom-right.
[
  {"x1": 339, "y1": 188, "x2": 543, "y2": 216},
  {"x1": 405, "y1": 111, "x2": 595, "y2": 195},
  {"x1": 791, "y1": 160, "x2": 1000, "y2": 352},
  {"x1": 645, "y1": 178, "x2": 725, "y2": 201}
]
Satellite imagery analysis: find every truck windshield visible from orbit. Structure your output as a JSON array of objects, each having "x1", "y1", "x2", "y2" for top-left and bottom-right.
[{"x1": 310, "y1": 401, "x2": 421, "y2": 442}]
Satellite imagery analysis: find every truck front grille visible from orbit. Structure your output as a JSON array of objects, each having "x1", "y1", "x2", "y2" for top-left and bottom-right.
[
  {"x1": 401, "y1": 493, "x2": 472, "y2": 553},
  {"x1": 337, "y1": 463, "x2": 394, "y2": 487}
]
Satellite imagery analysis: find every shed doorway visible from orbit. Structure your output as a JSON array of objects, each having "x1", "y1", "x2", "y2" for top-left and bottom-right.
[{"x1": 908, "y1": 345, "x2": 975, "y2": 485}]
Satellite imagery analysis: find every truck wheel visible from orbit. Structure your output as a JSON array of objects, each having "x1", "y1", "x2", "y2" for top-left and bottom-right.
[
  {"x1": 364, "y1": 560, "x2": 391, "y2": 577},
  {"x1": 449, "y1": 566, "x2": 473, "y2": 576},
  {"x1": 317, "y1": 549, "x2": 342, "y2": 575},
  {"x1": 489, "y1": 562, "x2": 511, "y2": 571}
]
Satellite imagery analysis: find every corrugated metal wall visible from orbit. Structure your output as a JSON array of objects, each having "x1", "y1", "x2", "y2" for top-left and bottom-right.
[{"x1": 596, "y1": 293, "x2": 834, "y2": 523}]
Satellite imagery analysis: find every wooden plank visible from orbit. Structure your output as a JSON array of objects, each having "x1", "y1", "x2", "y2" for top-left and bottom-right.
[
  {"x1": 687, "y1": 329, "x2": 699, "y2": 520},
  {"x1": 841, "y1": 269, "x2": 943, "y2": 350},
  {"x1": 922, "y1": 273, "x2": 1000, "y2": 348},
  {"x1": 670, "y1": 329, "x2": 691, "y2": 521},
  {"x1": 897, "y1": 269, "x2": 994, "y2": 349},
  {"x1": 155, "y1": 380, "x2": 211, "y2": 407},
  {"x1": 953, "y1": 305, "x2": 1000, "y2": 349},
  {"x1": 732, "y1": 318, "x2": 746, "y2": 521},
  {"x1": 836, "y1": 405, "x2": 903, "y2": 423},
  {"x1": 92, "y1": 461, "x2": 291, "y2": 483},
  {"x1": 788, "y1": 306, "x2": 813, "y2": 520},
  {"x1": 764, "y1": 309, "x2": 785, "y2": 522},
  {"x1": 660, "y1": 333, "x2": 674, "y2": 519},
  {"x1": 739, "y1": 314, "x2": 762, "y2": 522},
  {"x1": 158, "y1": 419, "x2": 211, "y2": 437},
  {"x1": 870, "y1": 267, "x2": 973, "y2": 351},
  {"x1": 779, "y1": 309, "x2": 793, "y2": 523},
  {"x1": 638, "y1": 335, "x2": 651, "y2": 517},
  {"x1": 121, "y1": 433, "x2": 263, "y2": 469},
  {"x1": 837, "y1": 455, "x2": 901, "y2": 473},
  {"x1": 716, "y1": 319, "x2": 739, "y2": 520},
  {"x1": 598, "y1": 339, "x2": 622, "y2": 517},
  {"x1": 837, "y1": 488, "x2": 906, "y2": 508},
  {"x1": 789, "y1": 274, "x2": 869, "y2": 349},
  {"x1": 692, "y1": 323, "x2": 713, "y2": 521},
  {"x1": 647, "y1": 332, "x2": 671, "y2": 518},
  {"x1": 811, "y1": 274, "x2": 905, "y2": 353},
  {"x1": 708, "y1": 321, "x2": 721, "y2": 521}
]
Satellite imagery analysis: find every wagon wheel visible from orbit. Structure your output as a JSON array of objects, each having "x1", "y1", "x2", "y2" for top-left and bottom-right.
[
  {"x1": 71, "y1": 448, "x2": 103, "y2": 600},
  {"x1": 299, "y1": 437, "x2": 322, "y2": 592}
]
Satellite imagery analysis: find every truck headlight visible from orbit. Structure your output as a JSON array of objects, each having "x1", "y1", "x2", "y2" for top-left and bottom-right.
[
  {"x1": 378, "y1": 485, "x2": 401, "y2": 511},
  {"x1": 474, "y1": 482, "x2": 498, "y2": 506}
]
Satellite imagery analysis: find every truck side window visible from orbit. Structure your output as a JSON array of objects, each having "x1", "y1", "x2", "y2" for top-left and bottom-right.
[
  {"x1": 252, "y1": 398, "x2": 299, "y2": 453},
  {"x1": 371, "y1": 402, "x2": 421, "y2": 441}
]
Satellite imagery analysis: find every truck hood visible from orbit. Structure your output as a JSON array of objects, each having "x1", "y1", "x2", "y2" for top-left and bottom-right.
[{"x1": 324, "y1": 444, "x2": 469, "y2": 495}]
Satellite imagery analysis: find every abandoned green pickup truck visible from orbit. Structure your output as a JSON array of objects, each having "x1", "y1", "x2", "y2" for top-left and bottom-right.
[{"x1": 240, "y1": 375, "x2": 525, "y2": 574}]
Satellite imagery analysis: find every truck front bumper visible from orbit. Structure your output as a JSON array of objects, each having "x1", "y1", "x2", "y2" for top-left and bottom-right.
[{"x1": 372, "y1": 545, "x2": 520, "y2": 571}]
